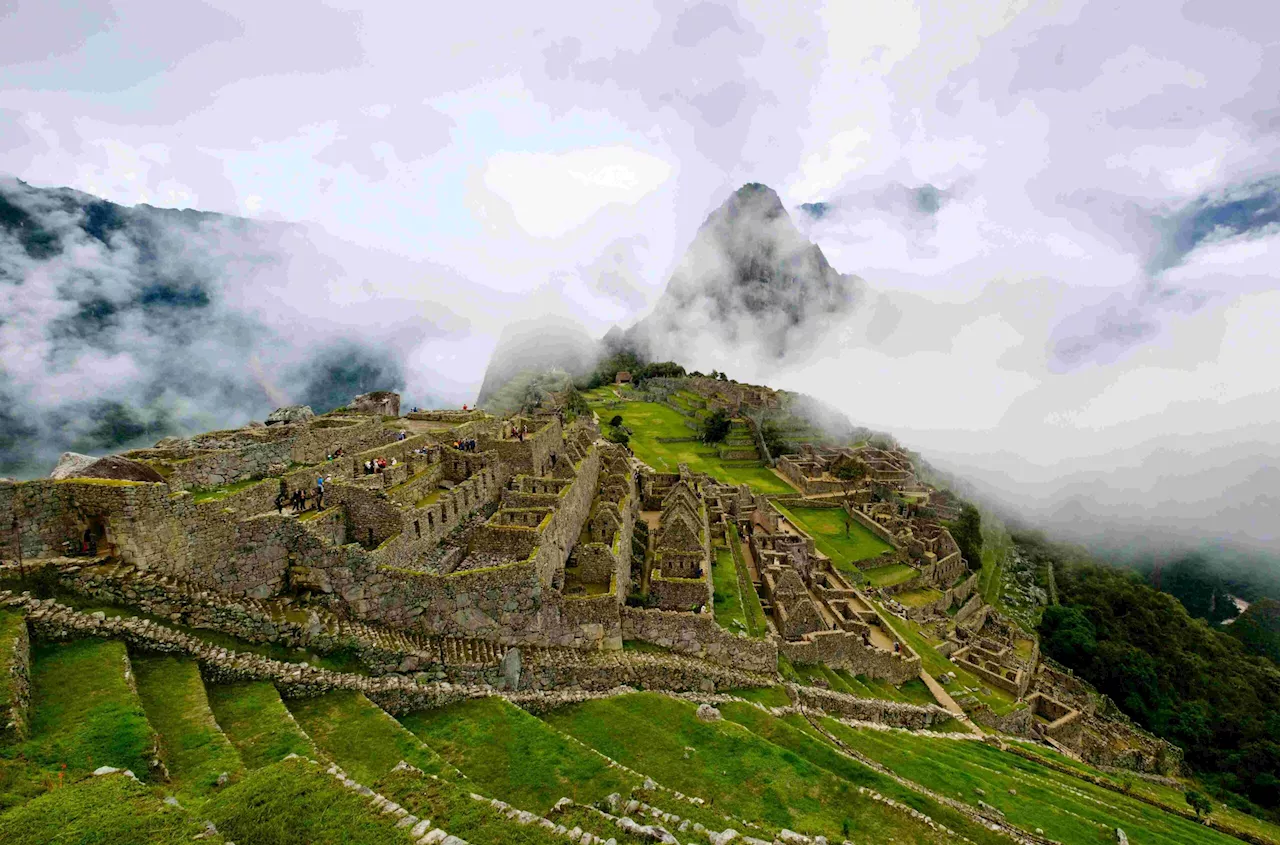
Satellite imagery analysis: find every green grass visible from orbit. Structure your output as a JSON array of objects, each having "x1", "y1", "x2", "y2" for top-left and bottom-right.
[
  {"x1": 772, "y1": 504, "x2": 892, "y2": 580},
  {"x1": 728, "y1": 523, "x2": 769, "y2": 637},
  {"x1": 285, "y1": 691, "x2": 448, "y2": 785},
  {"x1": 205, "y1": 682, "x2": 318, "y2": 770},
  {"x1": 584, "y1": 399, "x2": 795, "y2": 494},
  {"x1": 542, "y1": 691, "x2": 965, "y2": 844},
  {"x1": 863, "y1": 563, "x2": 919, "y2": 587},
  {"x1": 204, "y1": 756, "x2": 408, "y2": 845},
  {"x1": 0, "y1": 771, "x2": 219, "y2": 845},
  {"x1": 0, "y1": 610, "x2": 23, "y2": 721},
  {"x1": 377, "y1": 766, "x2": 568, "y2": 844},
  {"x1": 726, "y1": 685, "x2": 792, "y2": 707},
  {"x1": 823, "y1": 720, "x2": 1244, "y2": 845},
  {"x1": 548, "y1": 803, "x2": 657, "y2": 845},
  {"x1": 896, "y1": 586, "x2": 944, "y2": 607},
  {"x1": 716, "y1": 702, "x2": 1009, "y2": 844},
  {"x1": 711, "y1": 546, "x2": 749, "y2": 634},
  {"x1": 190, "y1": 478, "x2": 267, "y2": 503},
  {"x1": 0, "y1": 639, "x2": 156, "y2": 811},
  {"x1": 130, "y1": 655, "x2": 243, "y2": 800},
  {"x1": 399, "y1": 696, "x2": 639, "y2": 813}
]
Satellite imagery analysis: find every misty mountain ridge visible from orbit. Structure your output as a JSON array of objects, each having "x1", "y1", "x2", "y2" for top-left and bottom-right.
[
  {"x1": 0, "y1": 176, "x2": 427, "y2": 477},
  {"x1": 615, "y1": 182, "x2": 861, "y2": 362}
]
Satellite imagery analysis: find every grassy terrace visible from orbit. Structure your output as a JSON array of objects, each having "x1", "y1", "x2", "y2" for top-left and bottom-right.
[
  {"x1": 285, "y1": 691, "x2": 448, "y2": 785},
  {"x1": 863, "y1": 562, "x2": 918, "y2": 587},
  {"x1": 131, "y1": 655, "x2": 244, "y2": 802},
  {"x1": 711, "y1": 545, "x2": 749, "y2": 634},
  {"x1": 771, "y1": 503, "x2": 892, "y2": 582},
  {"x1": 0, "y1": 772, "x2": 220, "y2": 845},
  {"x1": 189, "y1": 478, "x2": 267, "y2": 503},
  {"x1": 543, "y1": 692, "x2": 1004, "y2": 845},
  {"x1": 0, "y1": 639, "x2": 156, "y2": 810},
  {"x1": 205, "y1": 681, "x2": 318, "y2": 770},
  {"x1": 791, "y1": 662, "x2": 939, "y2": 707},
  {"x1": 400, "y1": 696, "x2": 639, "y2": 813},
  {"x1": 205, "y1": 756, "x2": 408, "y2": 845},
  {"x1": 582, "y1": 392, "x2": 795, "y2": 494},
  {"x1": 896, "y1": 586, "x2": 945, "y2": 607},
  {"x1": 728, "y1": 524, "x2": 770, "y2": 637},
  {"x1": 825, "y1": 721, "x2": 1246, "y2": 845}
]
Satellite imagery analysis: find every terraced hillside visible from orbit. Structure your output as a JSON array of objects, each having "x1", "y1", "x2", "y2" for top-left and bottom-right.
[{"x1": 2, "y1": 599, "x2": 1279, "y2": 845}]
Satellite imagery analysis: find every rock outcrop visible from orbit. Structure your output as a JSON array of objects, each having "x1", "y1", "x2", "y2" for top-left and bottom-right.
[{"x1": 49, "y1": 452, "x2": 166, "y2": 483}]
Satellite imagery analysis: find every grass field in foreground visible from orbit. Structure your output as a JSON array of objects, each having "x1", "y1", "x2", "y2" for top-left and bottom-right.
[
  {"x1": 542, "y1": 691, "x2": 976, "y2": 844},
  {"x1": 584, "y1": 398, "x2": 796, "y2": 494},
  {"x1": 0, "y1": 639, "x2": 156, "y2": 811},
  {"x1": 399, "y1": 696, "x2": 639, "y2": 813},
  {"x1": 824, "y1": 720, "x2": 1245, "y2": 845},
  {"x1": 0, "y1": 771, "x2": 218, "y2": 845},
  {"x1": 772, "y1": 504, "x2": 892, "y2": 580}
]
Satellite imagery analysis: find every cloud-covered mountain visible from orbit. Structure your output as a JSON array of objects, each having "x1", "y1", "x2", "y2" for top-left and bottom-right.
[
  {"x1": 0, "y1": 176, "x2": 461, "y2": 477},
  {"x1": 617, "y1": 183, "x2": 861, "y2": 362}
]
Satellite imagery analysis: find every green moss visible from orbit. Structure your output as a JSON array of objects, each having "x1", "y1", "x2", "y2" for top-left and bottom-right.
[
  {"x1": 285, "y1": 691, "x2": 447, "y2": 785},
  {"x1": 0, "y1": 772, "x2": 219, "y2": 845},
  {"x1": 399, "y1": 696, "x2": 639, "y2": 813},
  {"x1": 130, "y1": 655, "x2": 243, "y2": 802},
  {"x1": 204, "y1": 756, "x2": 407, "y2": 845},
  {"x1": 205, "y1": 682, "x2": 318, "y2": 770}
]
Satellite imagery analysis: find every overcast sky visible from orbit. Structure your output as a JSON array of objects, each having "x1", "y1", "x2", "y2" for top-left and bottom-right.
[{"x1": 2, "y1": 0, "x2": 1277, "y2": 549}]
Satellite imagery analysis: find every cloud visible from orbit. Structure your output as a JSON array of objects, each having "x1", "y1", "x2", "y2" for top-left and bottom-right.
[{"x1": 482, "y1": 146, "x2": 673, "y2": 238}]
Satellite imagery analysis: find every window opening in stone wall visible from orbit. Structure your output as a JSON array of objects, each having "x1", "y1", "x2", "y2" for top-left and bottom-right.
[{"x1": 414, "y1": 519, "x2": 421, "y2": 538}]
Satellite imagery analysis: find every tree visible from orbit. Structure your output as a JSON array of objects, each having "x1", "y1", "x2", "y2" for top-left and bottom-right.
[
  {"x1": 949, "y1": 503, "x2": 984, "y2": 569},
  {"x1": 1186, "y1": 790, "x2": 1212, "y2": 819},
  {"x1": 609, "y1": 415, "x2": 623, "y2": 428},
  {"x1": 701, "y1": 409, "x2": 731, "y2": 444},
  {"x1": 832, "y1": 458, "x2": 867, "y2": 536},
  {"x1": 1039, "y1": 605, "x2": 1098, "y2": 665}
]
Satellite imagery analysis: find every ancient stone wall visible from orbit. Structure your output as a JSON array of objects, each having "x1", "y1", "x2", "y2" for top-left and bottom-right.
[
  {"x1": 791, "y1": 685, "x2": 951, "y2": 729},
  {"x1": 650, "y1": 575, "x2": 710, "y2": 612},
  {"x1": 557, "y1": 591, "x2": 623, "y2": 650},
  {"x1": 0, "y1": 612, "x2": 30, "y2": 741},
  {"x1": 780, "y1": 629, "x2": 921, "y2": 685},
  {"x1": 620, "y1": 606, "x2": 777, "y2": 673},
  {"x1": 847, "y1": 503, "x2": 899, "y2": 547}
]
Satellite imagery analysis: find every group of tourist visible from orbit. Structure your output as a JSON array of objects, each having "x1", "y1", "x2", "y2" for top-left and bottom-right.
[
  {"x1": 324, "y1": 447, "x2": 345, "y2": 462},
  {"x1": 454, "y1": 438, "x2": 478, "y2": 451},
  {"x1": 502, "y1": 421, "x2": 530, "y2": 442},
  {"x1": 275, "y1": 475, "x2": 331, "y2": 515},
  {"x1": 364, "y1": 457, "x2": 396, "y2": 474}
]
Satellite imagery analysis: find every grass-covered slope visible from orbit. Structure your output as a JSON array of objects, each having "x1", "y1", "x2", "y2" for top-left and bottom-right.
[
  {"x1": 285, "y1": 690, "x2": 448, "y2": 785},
  {"x1": 206, "y1": 681, "x2": 318, "y2": 769},
  {"x1": 130, "y1": 655, "x2": 243, "y2": 800},
  {"x1": 399, "y1": 695, "x2": 640, "y2": 813},
  {"x1": 204, "y1": 756, "x2": 410, "y2": 845},
  {"x1": 376, "y1": 765, "x2": 568, "y2": 845},
  {"x1": 823, "y1": 719, "x2": 1246, "y2": 845},
  {"x1": 0, "y1": 771, "x2": 222, "y2": 845},
  {"x1": 0, "y1": 639, "x2": 156, "y2": 810},
  {"x1": 542, "y1": 691, "x2": 976, "y2": 844}
]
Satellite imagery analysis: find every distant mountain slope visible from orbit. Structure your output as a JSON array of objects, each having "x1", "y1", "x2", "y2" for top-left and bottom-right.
[
  {"x1": 0, "y1": 177, "x2": 425, "y2": 477},
  {"x1": 620, "y1": 183, "x2": 860, "y2": 362}
]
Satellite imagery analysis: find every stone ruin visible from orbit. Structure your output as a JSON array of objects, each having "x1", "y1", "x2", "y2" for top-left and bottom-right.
[{"x1": 351, "y1": 390, "x2": 401, "y2": 417}]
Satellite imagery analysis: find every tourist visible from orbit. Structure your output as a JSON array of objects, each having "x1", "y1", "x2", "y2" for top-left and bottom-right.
[
  {"x1": 275, "y1": 490, "x2": 286, "y2": 514},
  {"x1": 315, "y1": 483, "x2": 324, "y2": 511},
  {"x1": 397, "y1": 430, "x2": 406, "y2": 441}
]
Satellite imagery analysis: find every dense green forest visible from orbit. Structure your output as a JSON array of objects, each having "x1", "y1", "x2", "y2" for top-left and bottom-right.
[{"x1": 1030, "y1": 535, "x2": 1280, "y2": 815}]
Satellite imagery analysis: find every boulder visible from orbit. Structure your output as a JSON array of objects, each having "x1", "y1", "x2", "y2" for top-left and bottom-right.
[
  {"x1": 50, "y1": 453, "x2": 166, "y2": 483},
  {"x1": 265, "y1": 405, "x2": 315, "y2": 426},
  {"x1": 695, "y1": 704, "x2": 722, "y2": 723},
  {"x1": 352, "y1": 391, "x2": 401, "y2": 417}
]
